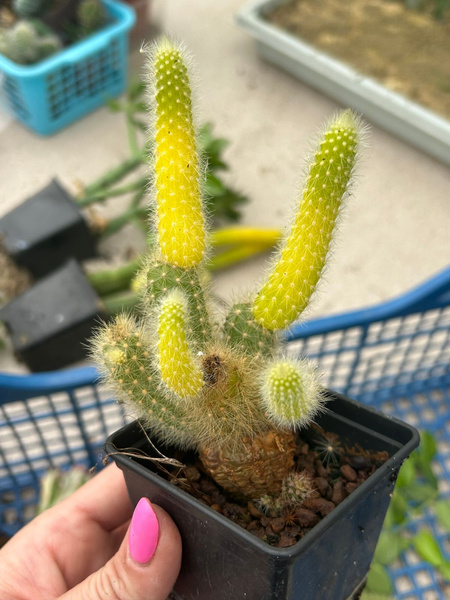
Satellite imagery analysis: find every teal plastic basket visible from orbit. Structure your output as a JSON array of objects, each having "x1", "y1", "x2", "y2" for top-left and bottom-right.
[{"x1": 0, "y1": 0, "x2": 135, "y2": 135}]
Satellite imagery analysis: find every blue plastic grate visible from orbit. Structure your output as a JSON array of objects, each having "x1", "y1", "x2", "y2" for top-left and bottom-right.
[
  {"x1": 286, "y1": 268, "x2": 450, "y2": 600},
  {"x1": 1, "y1": 267, "x2": 450, "y2": 599}
]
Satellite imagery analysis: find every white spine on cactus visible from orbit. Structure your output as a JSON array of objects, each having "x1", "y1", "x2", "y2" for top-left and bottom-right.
[{"x1": 260, "y1": 358, "x2": 323, "y2": 428}]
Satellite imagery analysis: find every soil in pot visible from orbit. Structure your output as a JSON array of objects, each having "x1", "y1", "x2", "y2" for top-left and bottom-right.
[
  {"x1": 266, "y1": 0, "x2": 450, "y2": 120},
  {"x1": 136, "y1": 423, "x2": 389, "y2": 549}
]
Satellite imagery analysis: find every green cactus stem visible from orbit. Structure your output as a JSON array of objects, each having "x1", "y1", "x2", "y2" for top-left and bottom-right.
[
  {"x1": 93, "y1": 314, "x2": 195, "y2": 449},
  {"x1": 260, "y1": 358, "x2": 323, "y2": 429},
  {"x1": 223, "y1": 302, "x2": 277, "y2": 359},
  {"x1": 139, "y1": 254, "x2": 212, "y2": 350},
  {"x1": 252, "y1": 110, "x2": 362, "y2": 331},
  {"x1": 149, "y1": 38, "x2": 207, "y2": 268}
]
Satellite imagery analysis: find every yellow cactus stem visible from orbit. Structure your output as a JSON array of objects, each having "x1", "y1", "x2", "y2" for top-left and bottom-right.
[
  {"x1": 157, "y1": 288, "x2": 204, "y2": 397},
  {"x1": 149, "y1": 38, "x2": 206, "y2": 268},
  {"x1": 252, "y1": 110, "x2": 362, "y2": 330},
  {"x1": 260, "y1": 358, "x2": 323, "y2": 429}
]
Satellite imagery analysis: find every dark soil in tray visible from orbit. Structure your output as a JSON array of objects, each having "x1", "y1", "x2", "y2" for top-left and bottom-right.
[
  {"x1": 267, "y1": 0, "x2": 450, "y2": 120},
  {"x1": 161, "y1": 424, "x2": 389, "y2": 549}
]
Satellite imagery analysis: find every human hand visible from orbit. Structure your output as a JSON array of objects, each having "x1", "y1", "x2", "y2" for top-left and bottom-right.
[{"x1": 0, "y1": 464, "x2": 182, "y2": 600}]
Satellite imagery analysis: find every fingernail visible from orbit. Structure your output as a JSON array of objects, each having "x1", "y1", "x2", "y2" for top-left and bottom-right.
[{"x1": 129, "y1": 498, "x2": 159, "y2": 564}]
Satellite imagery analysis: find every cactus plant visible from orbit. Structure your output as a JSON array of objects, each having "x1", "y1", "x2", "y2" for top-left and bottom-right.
[
  {"x1": 0, "y1": 19, "x2": 61, "y2": 65},
  {"x1": 92, "y1": 38, "x2": 364, "y2": 503},
  {"x1": 76, "y1": 0, "x2": 105, "y2": 34},
  {"x1": 12, "y1": 0, "x2": 52, "y2": 19}
]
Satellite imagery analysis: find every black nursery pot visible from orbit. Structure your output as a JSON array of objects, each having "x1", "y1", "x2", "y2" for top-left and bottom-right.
[
  {"x1": 0, "y1": 259, "x2": 106, "y2": 371},
  {"x1": 0, "y1": 179, "x2": 96, "y2": 279},
  {"x1": 106, "y1": 392, "x2": 419, "y2": 600}
]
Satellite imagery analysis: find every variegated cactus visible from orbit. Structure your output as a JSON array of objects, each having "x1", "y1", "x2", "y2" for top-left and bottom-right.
[{"x1": 92, "y1": 38, "x2": 364, "y2": 502}]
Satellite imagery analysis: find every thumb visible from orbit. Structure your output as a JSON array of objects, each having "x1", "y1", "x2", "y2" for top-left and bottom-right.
[{"x1": 61, "y1": 498, "x2": 182, "y2": 600}]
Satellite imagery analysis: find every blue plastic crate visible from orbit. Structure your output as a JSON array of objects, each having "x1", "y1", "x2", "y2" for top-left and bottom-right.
[
  {"x1": 1, "y1": 266, "x2": 449, "y2": 599},
  {"x1": 0, "y1": 0, "x2": 135, "y2": 135}
]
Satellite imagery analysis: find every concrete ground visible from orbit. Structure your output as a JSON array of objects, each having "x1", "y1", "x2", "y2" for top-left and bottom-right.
[{"x1": 1, "y1": 0, "x2": 449, "y2": 373}]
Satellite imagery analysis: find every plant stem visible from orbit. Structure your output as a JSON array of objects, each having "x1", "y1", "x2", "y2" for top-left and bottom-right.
[
  {"x1": 79, "y1": 176, "x2": 149, "y2": 207},
  {"x1": 87, "y1": 257, "x2": 142, "y2": 295},
  {"x1": 210, "y1": 227, "x2": 281, "y2": 247},
  {"x1": 126, "y1": 106, "x2": 140, "y2": 158},
  {"x1": 101, "y1": 290, "x2": 140, "y2": 315},
  {"x1": 208, "y1": 243, "x2": 273, "y2": 271},
  {"x1": 100, "y1": 207, "x2": 148, "y2": 240},
  {"x1": 79, "y1": 152, "x2": 145, "y2": 200}
]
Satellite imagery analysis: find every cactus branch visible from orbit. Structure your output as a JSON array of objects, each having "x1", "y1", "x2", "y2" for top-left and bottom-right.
[
  {"x1": 156, "y1": 289, "x2": 204, "y2": 398},
  {"x1": 148, "y1": 39, "x2": 206, "y2": 267},
  {"x1": 253, "y1": 110, "x2": 362, "y2": 330}
]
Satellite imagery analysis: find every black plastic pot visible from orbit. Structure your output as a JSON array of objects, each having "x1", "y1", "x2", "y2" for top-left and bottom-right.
[
  {"x1": 106, "y1": 391, "x2": 420, "y2": 600},
  {"x1": 0, "y1": 259, "x2": 106, "y2": 371},
  {"x1": 0, "y1": 179, "x2": 96, "y2": 279}
]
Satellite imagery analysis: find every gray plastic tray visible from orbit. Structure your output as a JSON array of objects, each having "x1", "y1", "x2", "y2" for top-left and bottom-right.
[{"x1": 236, "y1": 0, "x2": 450, "y2": 167}]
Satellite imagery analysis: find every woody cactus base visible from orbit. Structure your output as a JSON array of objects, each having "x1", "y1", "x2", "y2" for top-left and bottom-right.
[{"x1": 93, "y1": 38, "x2": 363, "y2": 506}]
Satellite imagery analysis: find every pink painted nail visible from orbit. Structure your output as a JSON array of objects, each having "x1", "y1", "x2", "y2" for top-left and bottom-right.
[{"x1": 129, "y1": 498, "x2": 159, "y2": 564}]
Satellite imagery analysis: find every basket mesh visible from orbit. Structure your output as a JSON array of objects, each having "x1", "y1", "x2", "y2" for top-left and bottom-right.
[{"x1": 288, "y1": 307, "x2": 450, "y2": 600}]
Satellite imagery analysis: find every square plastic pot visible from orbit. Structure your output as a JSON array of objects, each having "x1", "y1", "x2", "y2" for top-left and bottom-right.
[
  {"x1": 106, "y1": 391, "x2": 420, "y2": 600},
  {"x1": 0, "y1": 179, "x2": 97, "y2": 279},
  {"x1": 236, "y1": 0, "x2": 450, "y2": 168},
  {"x1": 0, "y1": 259, "x2": 106, "y2": 371}
]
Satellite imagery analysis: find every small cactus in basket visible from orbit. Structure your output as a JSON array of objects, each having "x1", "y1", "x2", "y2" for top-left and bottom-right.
[
  {"x1": 12, "y1": 0, "x2": 53, "y2": 19},
  {"x1": 0, "y1": 18, "x2": 61, "y2": 65},
  {"x1": 92, "y1": 38, "x2": 364, "y2": 504},
  {"x1": 76, "y1": 0, "x2": 105, "y2": 35}
]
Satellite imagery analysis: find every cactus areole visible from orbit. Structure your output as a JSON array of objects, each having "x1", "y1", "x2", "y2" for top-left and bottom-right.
[{"x1": 93, "y1": 38, "x2": 363, "y2": 502}]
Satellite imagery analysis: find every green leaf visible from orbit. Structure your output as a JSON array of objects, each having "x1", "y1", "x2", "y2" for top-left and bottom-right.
[
  {"x1": 385, "y1": 490, "x2": 408, "y2": 526},
  {"x1": 106, "y1": 98, "x2": 122, "y2": 112},
  {"x1": 366, "y1": 562, "x2": 394, "y2": 595},
  {"x1": 404, "y1": 483, "x2": 438, "y2": 504},
  {"x1": 417, "y1": 431, "x2": 437, "y2": 466},
  {"x1": 133, "y1": 101, "x2": 147, "y2": 113},
  {"x1": 205, "y1": 172, "x2": 226, "y2": 196},
  {"x1": 435, "y1": 499, "x2": 450, "y2": 531},
  {"x1": 439, "y1": 560, "x2": 450, "y2": 582},
  {"x1": 396, "y1": 457, "x2": 417, "y2": 488},
  {"x1": 374, "y1": 530, "x2": 410, "y2": 565},
  {"x1": 413, "y1": 530, "x2": 444, "y2": 567},
  {"x1": 128, "y1": 79, "x2": 146, "y2": 101}
]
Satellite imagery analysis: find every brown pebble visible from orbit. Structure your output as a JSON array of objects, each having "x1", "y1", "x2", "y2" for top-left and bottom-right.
[
  {"x1": 300, "y1": 443, "x2": 309, "y2": 455},
  {"x1": 294, "y1": 507, "x2": 320, "y2": 528},
  {"x1": 345, "y1": 482, "x2": 359, "y2": 495},
  {"x1": 199, "y1": 478, "x2": 219, "y2": 494},
  {"x1": 285, "y1": 524, "x2": 301, "y2": 536},
  {"x1": 249, "y1": 525, "x2": 266, "y2": 540},
  {"x1": 210, "y1": 503, "x2": 222, "y2": 513},
  {"x1": 314, "y1": 476, "x2": 331, "y2": 499},
  {"x1": 277, "y1": 531, "x2": 297, "y2": 548},
  {"x1": 270, "y1": 517, "x2": 286, "y2": 534},
  {"x1": 305, "y1": 497, "x2": 335, "y2": 517},
  {"x1": 315, "y1": 459, "x2": 328, "y2": 479},
  {"x1": 331, "y1": 479, "x2": 345, "y2": 505},
  {"x1": 340, "y1": 464, "x2": 357, "y2": 482},
  {"x1": 260, "y1": 516, "x2": 271, "y2": 527},
  {"x1": 247, "y1": 520, "x2": 259, "y2": 531},
  {"x1": 349, "y1": 455, "x2": 372, "y2": 471},
  {"x1": 358, "y1": 470, "x2": 369, "y2": 481},
  {"x1": 184, "y1": 465, "x2": 201, "y2": 482},
  {"x1": 247, "y1": 501, "x2": 264, "y2": 519}
]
